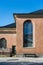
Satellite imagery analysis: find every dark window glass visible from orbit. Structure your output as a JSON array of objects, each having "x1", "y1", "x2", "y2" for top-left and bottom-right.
[
  {"x1": 23, "y1": 20, "x2": 33, "y2": 47},
  {"x1": 0, "y1": 38, "x2": 7, "y2": 49}
]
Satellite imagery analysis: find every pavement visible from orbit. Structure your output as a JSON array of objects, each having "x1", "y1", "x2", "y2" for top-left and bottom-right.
[{"x1": 0, "y1": 57, "x2": 43, "y2": 63}]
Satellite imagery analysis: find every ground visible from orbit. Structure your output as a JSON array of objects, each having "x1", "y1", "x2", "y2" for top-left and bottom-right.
[
  {"x1": 0, "y1": 57, "x2": 43, "y2": 65},
  {"x1": 0, "y1": 62, "x2": 43, "y2": 65}
]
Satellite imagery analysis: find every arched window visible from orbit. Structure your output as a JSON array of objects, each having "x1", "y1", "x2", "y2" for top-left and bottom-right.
[
  {"x1": 23, "y1": 20, "x2": 33, "y2": 47},
  {"x1": 0, "y1": 38, "x2": 7, "y2": 49}
]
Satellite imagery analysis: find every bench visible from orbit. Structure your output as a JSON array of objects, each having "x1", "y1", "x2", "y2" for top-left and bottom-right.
[
  {"x1": 24, "y1": 54, "x2": 38, "y2": 57},
  {"x1": 0, "y1": 48, "x2": 12, "y2": 56}
]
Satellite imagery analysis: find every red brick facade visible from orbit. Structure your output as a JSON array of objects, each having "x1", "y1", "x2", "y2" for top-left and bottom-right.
[
  {"x1": 0, "y1": 29, "x2": 16, "y2": 48},
  {"x1": 14, "y1": 13, "x2": 43, "y2": 56},
  {"x1": 0, "y1": 10, "x2": 43, "y2": 56}
]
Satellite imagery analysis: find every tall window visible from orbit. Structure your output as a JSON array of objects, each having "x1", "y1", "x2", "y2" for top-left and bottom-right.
[
  {"x1": 23, "y1": 20, "x2": 33, "y2": 47},
  {"x1": 0, "y1": 38, "x2": 7, "y2": 49}
]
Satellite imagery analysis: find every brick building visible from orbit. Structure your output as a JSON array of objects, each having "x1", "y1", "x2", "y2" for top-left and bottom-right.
[{"x1": 0, "y1": 10, "x2": 43, "y2": 56}]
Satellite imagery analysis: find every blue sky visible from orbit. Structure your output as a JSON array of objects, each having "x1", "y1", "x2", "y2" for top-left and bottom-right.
[{"x1": 0, "y1": 0, "x2": 43, "y2": 26}]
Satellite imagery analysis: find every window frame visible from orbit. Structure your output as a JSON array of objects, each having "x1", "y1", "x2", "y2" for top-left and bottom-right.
[
  {"x1": 23, "y1": 20, "x2": 35, "y2": 48},
  {"x1": 0, "y1": 38, "x2": 7, "y2": 49}
]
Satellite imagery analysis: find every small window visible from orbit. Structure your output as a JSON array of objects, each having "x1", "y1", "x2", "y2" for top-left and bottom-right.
[
  {"x1": 0, "y1": 38, "x2": 7, "y2": 49},
  {"x1": 23, "y1": 20, "x2": 33, "y2": 47}
]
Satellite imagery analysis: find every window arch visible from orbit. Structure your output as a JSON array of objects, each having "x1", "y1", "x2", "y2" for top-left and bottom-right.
[
  {"x1": 0, "y1": 38, "x2": 7, "y2": 49},
  {"x1": 23, "y1": 20, "x2": 33, "y2": 47}
]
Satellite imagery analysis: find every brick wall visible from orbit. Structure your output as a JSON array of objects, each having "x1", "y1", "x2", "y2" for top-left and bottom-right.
[
  {"x1": 0, "y1": 31, "x2": 16, "y2": 48},
  {"x1": 15, "y1": 16, "x2": 43, "y2": 55}
]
